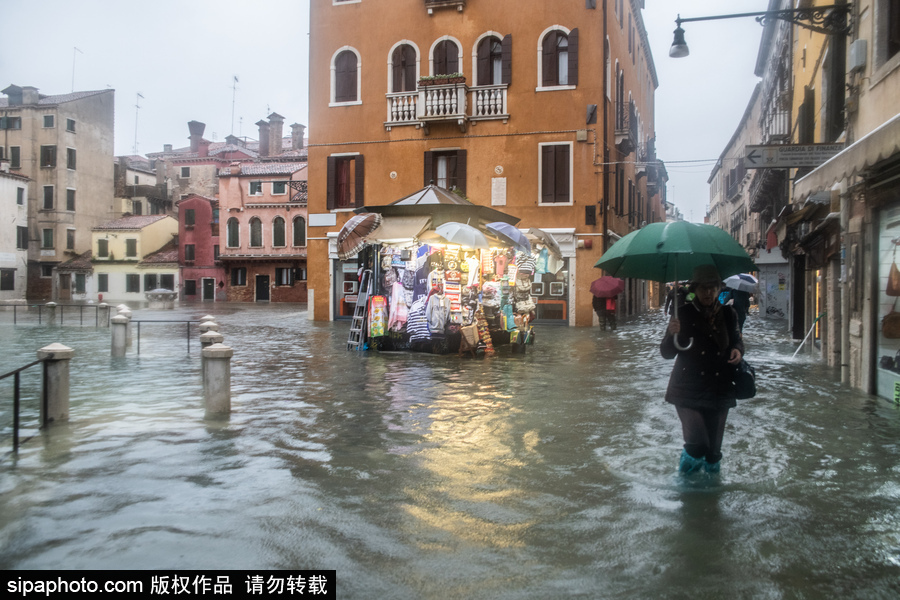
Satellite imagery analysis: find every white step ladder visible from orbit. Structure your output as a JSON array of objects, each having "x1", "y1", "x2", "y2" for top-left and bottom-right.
[{"x1": 347, "y1": 269, "x2": 372, "y2": 351}]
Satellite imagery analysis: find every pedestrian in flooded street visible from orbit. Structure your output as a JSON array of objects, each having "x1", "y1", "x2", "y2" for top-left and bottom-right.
[{"x1": 661, "y1": 264, "x2": 743, "y2": 474}]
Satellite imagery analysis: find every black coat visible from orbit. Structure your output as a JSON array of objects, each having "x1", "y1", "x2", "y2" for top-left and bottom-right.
[{"x1": 660, "y1": 302, "x2": 744, "y2": 411}]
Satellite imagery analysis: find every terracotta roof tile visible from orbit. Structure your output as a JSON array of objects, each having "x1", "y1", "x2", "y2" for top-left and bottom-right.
[
  {"x1": 141, "y1": 239, "x2": 179, "y2": 264},
  {"x1": 0, "y1": 89, "x2": 110, "y2": 108},
  {"x1": 58, "y1": 250, "x2": 93, "y2": 271},
  {"x1": 93, "y1": 215, "x2": 170, "y2": 231},
  {"x1": 220, "y1": 163, "x2": 306, "y2": 177}
]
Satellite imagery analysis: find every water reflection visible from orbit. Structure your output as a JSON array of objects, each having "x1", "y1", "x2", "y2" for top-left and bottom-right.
[{"x1": 1, "y1": 305, "x2": 899, "y2": 596}]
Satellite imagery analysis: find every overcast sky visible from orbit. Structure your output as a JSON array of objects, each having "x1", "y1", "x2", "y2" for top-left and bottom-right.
[{"x1": 2, "y1": 0, "x2": 769, "y2": 223}]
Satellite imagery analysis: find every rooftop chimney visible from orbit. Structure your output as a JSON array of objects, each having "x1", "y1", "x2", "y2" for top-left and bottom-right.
[
  {"x1": 268, "y1": 113, "x2": 284, "y2": 157},
  {"x1": 198, "y1": 139, "x2": 210, "y2": 158},
  {"x1": 256, "y1": 120, "x2": 270, "y2": 158},
  {"x1": 188, "y1": 120, "x2": 206, "y2": 153},
  {"x1": 229, "y1": 161, "x2": 242, "y2": 175},
  {"x1": 291, "y1": 123, "x2": 306, "y2": 151},
  {"x1": 164, "y1": 144, "x2": 173, "y2": 153},
  {"x1": 2, "y1": 85, "x2": 39, "y2": 106}
]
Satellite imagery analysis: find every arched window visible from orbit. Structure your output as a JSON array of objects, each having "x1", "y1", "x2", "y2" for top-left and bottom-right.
[
  {"x1": 616, "y1": 68, "x2": 626, "y2": 129},
  {"x1": 334, "y1": 49, "x2": 358, "y2": 103},
  {"x1": 476, "y1": 35, "x2": 511, "y2": 86},
  {"x1": 540, "y1": 28, "x2": 578, "y2": 87},
  {"x1": 292, "y1": 216, "x2": 307, "y2": 247},
  {"x1": 273, "y1": 216, "x2": 286, "y2": 247},
  {"x1": 391, "y1": 44, "x2": 417, "y2": 92},
  {"x1": 226, "y1": 217, "x2": 240, "y2": 248},
  {"x1": 433, "y1": 39, "x2": 459, "y2": 75},
  {"x1": 249, "y1": 217, "x2": 263, "y2": 248}
]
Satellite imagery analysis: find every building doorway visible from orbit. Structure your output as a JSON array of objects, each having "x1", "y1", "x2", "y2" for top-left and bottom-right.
[
  {"x1": 202, "y1": 278, "x2": 215, "y2": 301},
  {"x1": 255, "y1": 274, "x2": 270, "y2": 302}
]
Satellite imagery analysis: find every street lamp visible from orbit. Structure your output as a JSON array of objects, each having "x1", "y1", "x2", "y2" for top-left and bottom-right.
[{"x1": 669, "y1": 4, "x2": 852, "y2": 58}]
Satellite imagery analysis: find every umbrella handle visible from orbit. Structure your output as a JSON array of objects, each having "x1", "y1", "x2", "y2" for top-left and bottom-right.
[{"x1": 674, "y1": 334, "x2": 694, "y2": 351}]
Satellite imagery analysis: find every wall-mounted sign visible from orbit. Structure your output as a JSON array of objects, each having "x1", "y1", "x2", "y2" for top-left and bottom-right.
[{"x1": 744, "y1": 144, "x2": 843, "y2": 169}]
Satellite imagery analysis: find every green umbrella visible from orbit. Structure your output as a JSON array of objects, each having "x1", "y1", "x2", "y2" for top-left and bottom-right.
[
  {"x1": 594, "y1": 221, "x2": 756, "y2": 283},
  {"x1": 595, "y1": 221, "x2": 756, "y2": 350}
]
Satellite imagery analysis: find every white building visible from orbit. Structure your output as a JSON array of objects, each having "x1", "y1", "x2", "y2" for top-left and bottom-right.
[{"x1": 0, "y1": 162, "x2": 29, "y2": 301}]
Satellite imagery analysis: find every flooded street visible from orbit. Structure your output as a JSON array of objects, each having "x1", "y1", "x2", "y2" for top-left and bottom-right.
[{"x1": 1, "y1": 305, "x2": 899, "y2": 598}]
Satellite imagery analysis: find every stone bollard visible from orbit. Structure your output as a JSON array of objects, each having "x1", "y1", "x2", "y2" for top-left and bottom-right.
[
  {"x1": 98, "y1": 303, "x2": 110, "y2": 325},
  {"x1": 44, "y1": 302, "x2": 57, "y2": 325},
  {"x1": 198, "y1": 321, "x2": 220, "y2": 334},
  {"x1": 202, "y1": 343, "x2": 233, "y2": 416},
  {"x1": 118, "y1": 308, "x2": 133, "y2": 346},
  {"x1": 200, "y1": 331, "x2": 224, "y2": 389},
  {"x1": 200, "y1": 315, "x2": 216, "y2": 323},
  {"x1": 37, "y1": 343, "x2": 74, "y2": 424},
  {"x1": 111, "y1": 315, "x2": 128, "y2": 357},
  {"x1": 200, "y1": 330, "x2": 224, "y2": 350}
]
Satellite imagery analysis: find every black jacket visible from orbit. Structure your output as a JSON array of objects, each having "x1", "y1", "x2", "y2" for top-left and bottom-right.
[{"x1": 660, "y1": 302, "x2": 744, "y2": 411}]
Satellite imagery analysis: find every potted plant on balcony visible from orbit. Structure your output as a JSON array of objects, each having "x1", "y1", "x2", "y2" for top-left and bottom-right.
[{"x1": 419, "y1": 72, "x2": 466, "y2": 86}]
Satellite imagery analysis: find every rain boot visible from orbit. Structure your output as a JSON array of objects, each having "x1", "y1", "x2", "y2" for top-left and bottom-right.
[
  {"x1": 678, "y1": 449, "x2": 705, "y2": 474},
  {"x1": 704, "y1": 452, "x2": 722, "y2": 474}
]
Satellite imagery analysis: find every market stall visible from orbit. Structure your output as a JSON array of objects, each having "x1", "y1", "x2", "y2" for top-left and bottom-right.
[{"x1": 338, "y1": 185, "x2": 564, "y2": 355}]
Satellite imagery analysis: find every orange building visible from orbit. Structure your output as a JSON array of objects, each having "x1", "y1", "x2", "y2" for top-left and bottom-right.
[{"x1": 306, "y1": 0, "x2": 665, "y2": 325}]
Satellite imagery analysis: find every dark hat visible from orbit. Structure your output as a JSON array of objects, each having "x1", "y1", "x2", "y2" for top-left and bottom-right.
[{"x1": 691, "y1": 264, "x2": 721, "y2": 284}]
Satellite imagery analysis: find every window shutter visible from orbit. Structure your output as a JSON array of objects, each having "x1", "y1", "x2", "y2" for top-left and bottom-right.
[
  {"x1": 556, "y1": 145, "x2": 570, "y2": 203},
  {"x1": 542, "y1": 32, "x2": 556, "y2": 86},
  {"x1": 402, "y1": 45, "x2": 416, "y2": 92},
  {"x1": 424, "y1": 151, "x2": 434, "y2": 186},
  {"x1": 501, "y1": 35, "x2": 512, "y2": 85},
  {"x1": 477, "y1": 38, "x2": 491, "y2": 86},
  {"x1": 541, "y1": 146, "x2": 556, "y2": 203},
  {"x1": 568, "y1": 29, "x2": 579, "y2": 86},
  {"x1": 392, "y1": 47, "x2": 403, "y2": 93},
  {"x1": 447, "y1": 43, "x2": 459, "y2": 74},
  {"x1": 354, "y1": 154, "x2": 365, "y2": 207},
  {"x1": 335, "y1": 52, "x2": 357, "y2": 102},
  {"x1": 456, "y1": 150, "x2": 467, "y2": 195},
  {"x1": 326, "y1": 157, "x2": 336, "y2": 210}
]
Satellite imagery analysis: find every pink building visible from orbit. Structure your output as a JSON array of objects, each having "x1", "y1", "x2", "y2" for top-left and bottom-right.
[
  {"x1": 218, "y1": 162, "x2": 308, "y2": 302},
  {"x1": 178, "y1": 194, "x2": 226, "y2": 301}
]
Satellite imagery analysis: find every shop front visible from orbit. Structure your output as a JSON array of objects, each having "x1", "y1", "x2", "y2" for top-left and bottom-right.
[{"x1": 332, "y1": 185, "x2": 567, "y2": 354}]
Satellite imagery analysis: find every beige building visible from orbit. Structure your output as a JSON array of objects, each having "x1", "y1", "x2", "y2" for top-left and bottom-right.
[
  {"x1": 0, "y1": 84, "x2": 115, "y2": 300},
  {"x1": 90, "y1": 215, "x2": 179, "y2": 302}
]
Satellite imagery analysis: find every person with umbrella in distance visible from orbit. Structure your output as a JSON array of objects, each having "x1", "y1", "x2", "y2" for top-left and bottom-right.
[
  {"x1": 661, "y1": 264, "x2": 744, "y2": 475},
  {"x1": 590, "y1": 276, "x2": 624, "y2": 331}
]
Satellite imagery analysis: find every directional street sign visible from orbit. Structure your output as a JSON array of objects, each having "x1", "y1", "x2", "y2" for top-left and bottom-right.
[{"x1": 744, "y1": 143, "x2": 844, "y2": 169}]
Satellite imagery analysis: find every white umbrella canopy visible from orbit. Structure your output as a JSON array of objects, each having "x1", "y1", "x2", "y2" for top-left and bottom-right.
[
  {"x1": 723, "y1": 273, "x2": 759, "y2": 293},
  {"x1": 434, "y1": 222, "x2": 491, "y2": 249}
]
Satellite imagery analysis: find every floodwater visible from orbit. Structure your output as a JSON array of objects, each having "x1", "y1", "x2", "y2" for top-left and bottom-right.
[{"x1": 1, "y1": 304, "x2": 899, "y2": 599}]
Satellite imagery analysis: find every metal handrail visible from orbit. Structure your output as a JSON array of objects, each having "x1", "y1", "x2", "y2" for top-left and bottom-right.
[
  {"x1": 130, "y1": 320, "x2": 201, "y2": 355},
  {"x1": 1, "y1": 354, "x2": 53, "y2": 453},
  {"x1": 7, "y1": 303, "x2": 112, "y2": 327}
]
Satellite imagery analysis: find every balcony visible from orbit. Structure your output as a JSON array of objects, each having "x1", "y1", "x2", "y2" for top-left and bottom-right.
[
  {"x1": 386, "y1": 82, "x2": 508, "y2": 131},
  {"x1": 761, "y1": 109, "x2": 790, "y2": 144},
  {"x1": 615, "y1": 100, "x2": 637, "y2": 156},
  {"x1": 424, "y1": 0, "x2": 465, "y2": 13}
]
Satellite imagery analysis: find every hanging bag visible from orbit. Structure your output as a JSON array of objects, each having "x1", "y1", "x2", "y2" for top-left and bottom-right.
[
  {"x1": 889, "y1": 246, "x2": 900, "y2": 296},
  {"x1": 733, "y1": 359, "x2": 757, "y2": 399},
  {"x1": 882, "y1": 299, "x2": 900, "y2": 339}
]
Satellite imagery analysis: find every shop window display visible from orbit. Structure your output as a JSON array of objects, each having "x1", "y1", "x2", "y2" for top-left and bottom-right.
[{"x1": 342, "y1": 232, "x2": 565, "y2": 354}]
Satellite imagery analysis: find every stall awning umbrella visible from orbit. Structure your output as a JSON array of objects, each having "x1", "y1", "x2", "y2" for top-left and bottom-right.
[
  {"x1": 594, "y1": 221, "x2": 756, "y2": 349},
  {"x1": 337, "y1": 213, "x2": 383, "y2": 260},
  {"x1": 724, "y1": 273, "x2": 758, "y2": 293},
  {"x1": 434, "y1": 221, "x2": 490, "y2": 249},
  {"x1": 355, "y1": 184, "x2": 519, "y2": 228},
  {"x1": 486, "y1": 222, "x2": 531, "y2": 253},
  {"x1": 590, "y1": 276, "x2": 625, "y2": 298}
]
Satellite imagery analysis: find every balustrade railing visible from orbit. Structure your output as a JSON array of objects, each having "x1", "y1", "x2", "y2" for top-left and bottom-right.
[
  {"x1": 385, "y1": 83, "x2": 508, "y2": 128},
  {"x1": 386, "y1": 91, "x2": 419, "y2": 126},
  {"x1": 470, "y1": 85, "x2": 508, "y2": 119}
]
